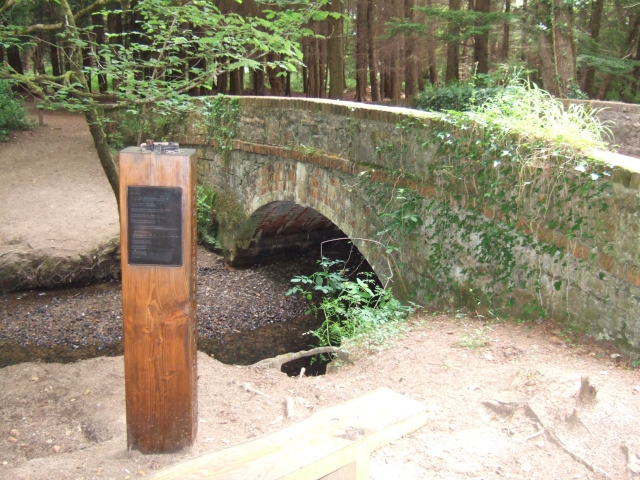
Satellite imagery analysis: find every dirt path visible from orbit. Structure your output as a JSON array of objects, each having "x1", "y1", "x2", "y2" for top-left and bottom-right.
[
  {"x1": 0, "y1": 108, "x2": 119, "y2": 291},
  {"x1": 1, "y1": 315, "x2": 638, "y2": 480}
]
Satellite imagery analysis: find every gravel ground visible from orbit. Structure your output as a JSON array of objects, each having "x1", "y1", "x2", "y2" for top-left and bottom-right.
[{"x1": 0, "y1": 248, "x2": 318, "y2": 368}]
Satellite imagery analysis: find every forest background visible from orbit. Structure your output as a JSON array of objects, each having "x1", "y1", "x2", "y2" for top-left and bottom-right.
[
  {"x1": 1, "y1": 0, "x2": 640, "y2": 202},
  {"x1": 2, "y1": 0, "x2": 640, "y2": 106}
]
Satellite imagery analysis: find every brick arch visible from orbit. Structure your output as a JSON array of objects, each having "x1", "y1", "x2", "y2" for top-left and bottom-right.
[{"x1": 222, "y1": 157, "x2": 393, "y2": 284}]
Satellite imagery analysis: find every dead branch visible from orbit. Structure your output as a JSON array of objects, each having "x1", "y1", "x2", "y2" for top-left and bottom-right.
[
  {"x1": 524, "y1": 403, "x2": 610, "y2": 478},
  {"x1": 252, "y1": 347, "x2": 352, "y2": 370},
  {"x1": 233, "y1": 382, "x2": 270, "y2": 399},
  {"x1": 524, "y1": 424, "x2": 544, "y2": 442}
]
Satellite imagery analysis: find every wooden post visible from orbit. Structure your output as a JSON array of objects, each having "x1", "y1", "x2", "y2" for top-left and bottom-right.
[{"x1": 119, "y1": 145, "x2": 198, "y2": 453}]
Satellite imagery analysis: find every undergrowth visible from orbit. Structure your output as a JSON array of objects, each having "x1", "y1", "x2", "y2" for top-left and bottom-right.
[
  {"x1": 0, "y1": 81, "x2": 31, "y2": 141},
  {"x1": 197, "y1": 185, "x2": 219, "y2": 249},
  {"x1": 287, "y1": 257, "x2": 414, "y2": 351}
]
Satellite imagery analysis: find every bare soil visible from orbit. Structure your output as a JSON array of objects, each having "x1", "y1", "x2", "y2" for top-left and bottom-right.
[
  {"x1": 1, "y1": 109, "x2": 639, "y2": 480},
  {"x1": 0, "y1": 107, "x2": 120, "y2": 292},
  {"x1": 1, "y1": 317, "x2": 639, "y2": 480}
]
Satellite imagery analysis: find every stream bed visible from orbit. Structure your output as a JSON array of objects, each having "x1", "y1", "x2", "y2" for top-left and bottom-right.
[{"x1": 0, "y1": 250, "x2": 325, "y2": 374}]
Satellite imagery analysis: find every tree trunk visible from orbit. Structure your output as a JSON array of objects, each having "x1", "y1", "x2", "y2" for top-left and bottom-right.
[
  {"x1": 536, "y1": 0, "x2": 558, "y2": 95},
  {"x1": 320, "y1": 27, "x2": 328, "y2": 97},
  {"x1": 500, "y1": 0, "x2": 510, "y2": 61},
  {"x1": 355, "y1": 0, "x2": 368, "y2": 101},
  {"x1": 108, "y1": 9, "x2": 122, "y2": 91},
  {"x1": 632, "y1": 29, "x2": 640, "y2": 97},
  {"x1": 307, "y1": 33, "x2": 319, "y2": 97},
  {"x1": 93, "y1": 13, "x2": 108, "y2": 94},
  {"x1": 50, "y1": 35, "x2": 62, "y2": 77},
  {"x1": 302, "y1": 61, "x2": 308, "y2": 94},
  {"x1": 390, "y1": 0, "x2": 404, "y2": 99},
  {"x1": 253, "y1": 69, "x2": 266, "y2": 95},
  {"x1": 32, "y1": 37, "x2": 47, "y2": 75},
  {"x1": 7, "y1": 45, "x2": 24, "y2": 75},
  {"x1": 474, "y1": 0, "x2": 490, "y2": 75},
  {"x1": 367, "y1": 0, "x2": 381, "y2": 101},
  {"x1": 596, "y1": 74, "x2": 613, "y2": 100},
  {"x1": 552, "y1": 0, "x2": 577, "y2": 96},
  {"x1": 382, "y1": 66, "x2": 390, "y2": 98},
  {"x1": 446, "y1": 0, "x2": 461, "y2": 82},
  {"x1": 267, "y1": 54, "x2": 286, "y2": 96},
  {"x1": 579, "y1": 0, "x2": 603, "y2": 97},
  {"x1": 404, "y1": 0, "x2": 417, "y2": 97},
  {"x1": 59, "y1": 0, "x2": 120, "y2": 208},
  {"x1": 327, "y1": 0, "x2": 344, "y2": 99},
  {"x1": 83, "y1": 45, "x2": 93, "y2": 93},
  {"x1": 425, "y1": 0, "x2": 438, "y2": 85},
  {"x1": 390, "y1": 54, "x2": 401, "y2": 99},
  {"x1": 229, "y1": 68, "x2": 243, "y2": 95}
]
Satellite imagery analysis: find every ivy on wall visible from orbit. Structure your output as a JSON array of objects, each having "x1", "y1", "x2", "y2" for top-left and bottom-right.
[{"x1": 357, "y1": 111, "x2": 614, "y2": 320}]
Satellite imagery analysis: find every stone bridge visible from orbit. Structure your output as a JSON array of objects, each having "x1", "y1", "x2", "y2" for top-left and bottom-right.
[{"x1": 126, "y1": 97, "x2": 640, "y2": 350}]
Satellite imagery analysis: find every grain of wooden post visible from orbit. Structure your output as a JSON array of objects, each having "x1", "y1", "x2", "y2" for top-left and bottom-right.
[{"x1": 119, "y1": 146, "x2": 198, "y2": 453}]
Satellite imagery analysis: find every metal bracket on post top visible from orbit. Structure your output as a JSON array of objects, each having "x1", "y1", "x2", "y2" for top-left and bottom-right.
[{"x1": 141, "y1": 139, "x2": 180, "y2": 153}]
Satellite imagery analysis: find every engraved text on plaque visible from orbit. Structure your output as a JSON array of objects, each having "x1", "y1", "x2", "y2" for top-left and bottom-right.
[{"x1": 127, "y1": 186, "x2": 183, "y2": 266}]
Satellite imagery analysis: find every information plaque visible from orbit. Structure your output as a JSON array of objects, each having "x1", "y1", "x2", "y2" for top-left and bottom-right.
[
  {"x1": 127, "y1": 186, "x2": 183, "y2": 266},
  {"x1": 120, "y1": 146, "x2": 198, "y2": 453}
]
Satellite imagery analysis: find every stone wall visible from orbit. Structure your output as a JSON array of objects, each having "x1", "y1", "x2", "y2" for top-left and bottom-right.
[{"x1": 121, "y1": 97, "x2": 640, "y2": 351}]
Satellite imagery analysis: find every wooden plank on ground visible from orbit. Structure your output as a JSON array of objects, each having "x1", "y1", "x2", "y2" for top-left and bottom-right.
[{"x1": 145, "y1": 387, "x2": 428, "y2": 480}]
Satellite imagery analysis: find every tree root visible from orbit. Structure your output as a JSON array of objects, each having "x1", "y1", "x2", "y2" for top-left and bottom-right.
[
  {"x1": 483, "y1": 398, "x2": 610, "y2": 478},
  {"x1": 252, "y1": 347, "x2": 352, "y2": 370},
  {"x1": 524, "y1": 403, "x2": 610, "y2": 478},
  {"x1": 0, "y1": 237, "x2": 120, "y2": 293}
]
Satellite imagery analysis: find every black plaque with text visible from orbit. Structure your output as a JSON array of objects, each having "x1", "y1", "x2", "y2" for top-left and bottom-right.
[{"x1": 127, "y1": 186, "x2": 183, "y2": 266}]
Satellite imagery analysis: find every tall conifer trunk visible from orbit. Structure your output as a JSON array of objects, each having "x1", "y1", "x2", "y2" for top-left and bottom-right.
[
  {"x1": 367, "y1": 0, "x2": 381, "y2": 101},
  {"x1": 580, "y1": 0, "x2": 603, "y2": 97},
  {"x1": 500, "y1": 0, "x2": 510, "y2": 60},
  {"x1": 355, "y1": 0, "x2": 368, "y2": 101},
  {"x1": 327, "y1": 0, "x2": 344, "y2": 99},
  {"x1": 446, "y1": 0, "x2": 461, "y2": 82},
  {"x1": 404, "y1": 0, "x2": 417, "y2": 97},
  {"x1": 474, "y1": 0, "x2": 490, "y2": 74}
]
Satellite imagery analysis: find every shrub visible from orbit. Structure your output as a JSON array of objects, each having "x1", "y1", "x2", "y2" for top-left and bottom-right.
[
  {"x1": 197, "y1": 185, "x2": 219, "y2": 249},
  {"x1": 288, "y1": 257, "x2": 414, "y2": 349},
  {"x1": 0, "y1": 81, "x2": 30, "y2": 141},
  {"x1": 415, "y1": 83, "x2": 502, "y2": 112}
]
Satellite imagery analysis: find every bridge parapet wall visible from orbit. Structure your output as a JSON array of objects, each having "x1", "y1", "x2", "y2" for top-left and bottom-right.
[{"x1": 113, "y1": 97, "x2": 640, "y2": 350}]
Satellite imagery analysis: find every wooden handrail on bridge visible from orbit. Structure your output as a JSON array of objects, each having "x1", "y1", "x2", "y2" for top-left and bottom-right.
[{"x1": 144, "y1": 387, "x2": 428, "y2": 480}]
